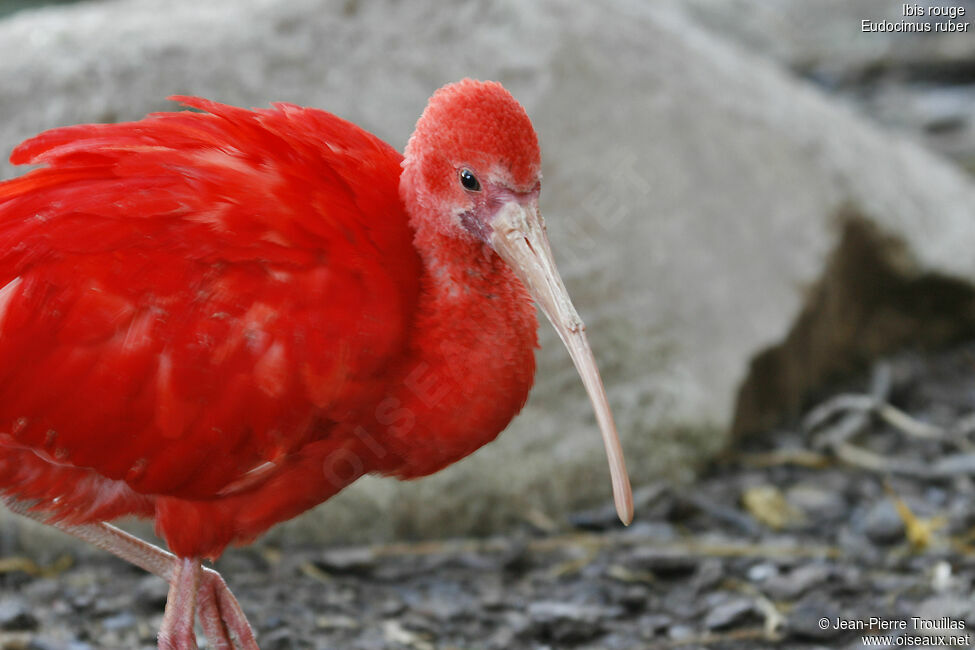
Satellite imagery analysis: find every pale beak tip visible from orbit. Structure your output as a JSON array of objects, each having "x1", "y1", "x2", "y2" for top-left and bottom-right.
[
  {"x1": 613, "y1": 471, "x2": 634, "y2": 526},
  {"x1": 618, "y1": 501, "x2": 634, "y2": 527}
]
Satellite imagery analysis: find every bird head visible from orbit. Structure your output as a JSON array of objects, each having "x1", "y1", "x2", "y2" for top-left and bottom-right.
[
  {"x1": 401, "y1": 79, "x2": 541, "y2": 240},
  {"x1": 401, "y1": 79, "x2": 633, "y2": 525}
]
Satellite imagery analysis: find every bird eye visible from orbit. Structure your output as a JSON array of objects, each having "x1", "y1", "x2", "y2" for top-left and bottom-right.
[{"x1": 459, "y1": 169, "x2": 481, "y2": 192}]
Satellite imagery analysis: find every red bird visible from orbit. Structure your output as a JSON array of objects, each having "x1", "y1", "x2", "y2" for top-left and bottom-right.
[{"x1": 0, "y1": 80, "x2": 631, "y2": 648}]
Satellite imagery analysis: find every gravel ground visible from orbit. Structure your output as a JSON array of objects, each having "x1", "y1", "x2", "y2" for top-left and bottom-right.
[{"x1": 4, "y1": 343, "x2": 975, "y2": 649}]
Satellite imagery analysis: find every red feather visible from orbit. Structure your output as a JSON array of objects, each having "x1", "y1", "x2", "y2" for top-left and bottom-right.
[
  {"x1": 0, "y1": 98, "x2": 428, "y2": 556},
  {"x1": 0, "y1": 82, "x2": 640, "y2": 650},
  {"x1": 0, "y1": 93, "x2": 541, "y2": 558}
]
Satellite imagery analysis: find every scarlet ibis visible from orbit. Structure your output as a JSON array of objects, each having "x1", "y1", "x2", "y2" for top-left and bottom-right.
[{"x1": 0, "y1": 79, "x2": 631, "y2": 648}]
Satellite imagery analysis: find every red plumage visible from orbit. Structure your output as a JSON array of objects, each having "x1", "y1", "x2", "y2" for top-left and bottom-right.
[
  {"x1": 0, "y1": 82, "x2": 632, "y2": 648},
  {"x1": 0, "y1": 89, "x2": 541, "y2": 559}
]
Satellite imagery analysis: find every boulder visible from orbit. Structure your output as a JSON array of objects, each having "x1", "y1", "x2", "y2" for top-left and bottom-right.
[
  {"x1": 680, "y1": 0, "x2": 975, "y2": 82},
  {"x1": 2, "y1": 0, "x2": 975, "y2": 551},
  {"x1": 680, "y1": 0, "x2": 975, "y2": 172}
]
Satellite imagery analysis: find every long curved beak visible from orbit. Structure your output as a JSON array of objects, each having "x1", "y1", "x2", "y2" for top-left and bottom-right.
[{"x1": 489, "y1": 201, "x2": 634, "y2": 525}]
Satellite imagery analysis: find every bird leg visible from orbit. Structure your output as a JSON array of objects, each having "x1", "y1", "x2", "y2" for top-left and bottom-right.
[
  {"x1": 197, "y1": 566, "x2": 259, "y2": 650},
  {"x1": 4, "y1": 499, "x2": 258, "y2": 649},
  {"x1": 159, "y1": 557, "x2": 201, "y2": 649}
]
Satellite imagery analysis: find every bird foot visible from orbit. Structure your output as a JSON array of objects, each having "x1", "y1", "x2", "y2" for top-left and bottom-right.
[
  {"x1": 197, "y1": 564, "x2": 259, "y2": 649},
  {"x1": 158, "y1": 556, "x2": 258, "y2": 650},
  {"x1": 2, "y1": 502, "x2": 257, "y2": 650}
]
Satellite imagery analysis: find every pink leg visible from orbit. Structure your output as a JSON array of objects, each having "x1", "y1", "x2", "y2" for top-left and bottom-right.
[
  {"x1": 4, "y1": 499, "x2": 258, "y2": 649},
  {"x1": 197, "y1": 567, "x2": 259, "y2": 650},
  {"x1": 159, "y1": 557, "x2": 201, "y2": 650}
]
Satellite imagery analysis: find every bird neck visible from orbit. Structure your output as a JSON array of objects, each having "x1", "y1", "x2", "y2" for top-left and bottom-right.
[
  {"x1": 407, "y1": 201, "x2": 534, "y2": 343},
  {"x1": 385, "y1": 187, "x2": 539, "y2": 477}
]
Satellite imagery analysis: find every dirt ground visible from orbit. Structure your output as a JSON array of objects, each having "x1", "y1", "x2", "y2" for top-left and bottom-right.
[{"x1": 3, "y1": 342, "x2": 975, "y2": 649}]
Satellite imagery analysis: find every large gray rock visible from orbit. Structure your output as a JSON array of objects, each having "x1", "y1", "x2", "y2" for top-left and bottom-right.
[
  {"x1": 2, "y1": 0, "x2": 975, "y2": 552},
  {"x1": 680, "y1": 0, "x2": 975, "y2": 172}
]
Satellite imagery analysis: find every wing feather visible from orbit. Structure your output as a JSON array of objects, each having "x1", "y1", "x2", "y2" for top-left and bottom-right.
[{"x1": 0, "y1": 98, "x2": 420, "y2": 504}]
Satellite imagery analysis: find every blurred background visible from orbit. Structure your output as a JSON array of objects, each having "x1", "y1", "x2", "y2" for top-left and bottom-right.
[
  {"x1": 0, "y1": 0, "x2": 77, "y2": 20},
  {"x1": 2, "y1": 1, "x2": 975, "y2": 648}
]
